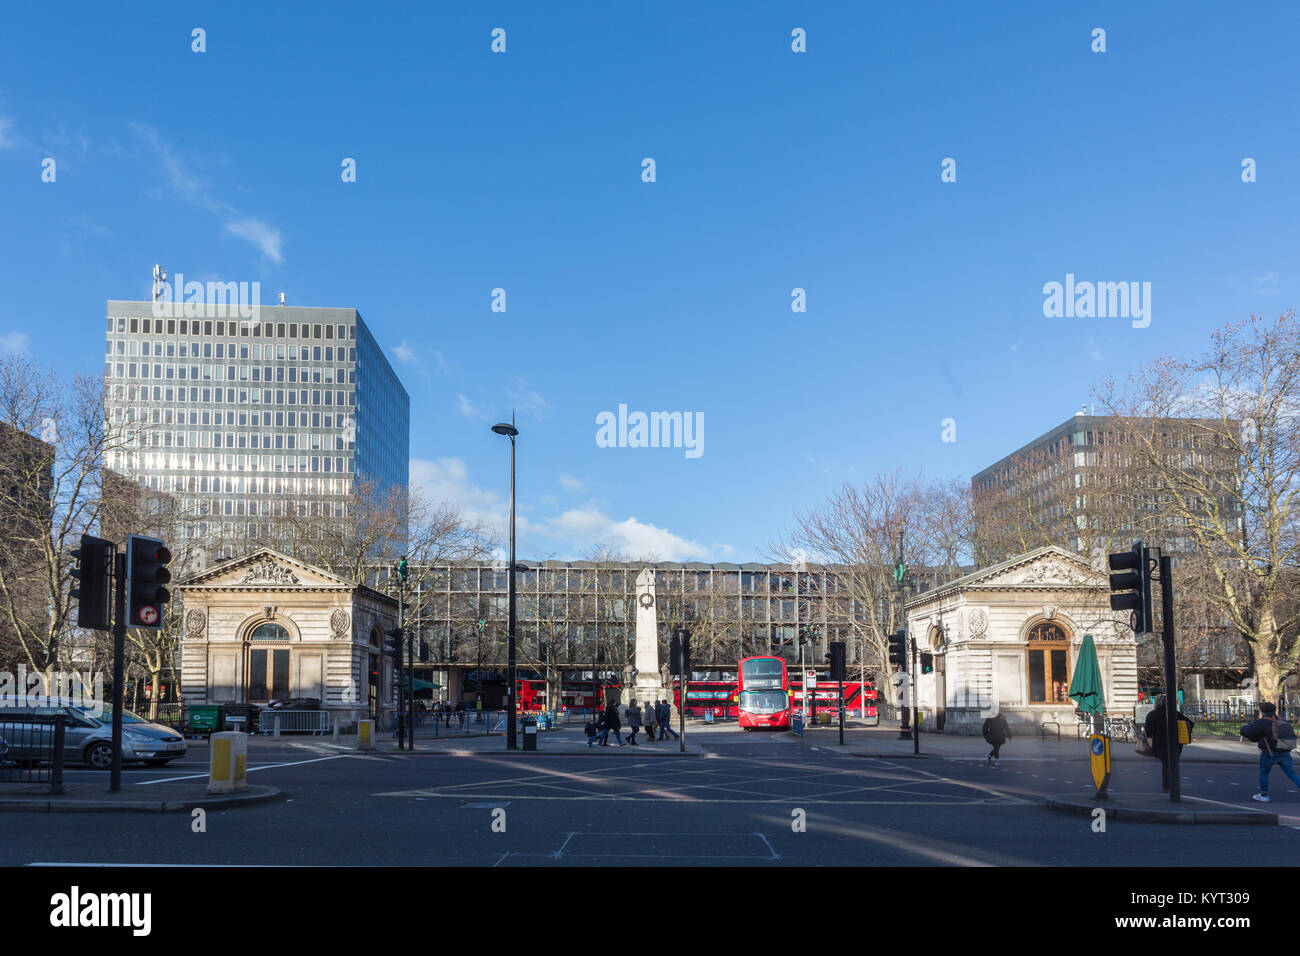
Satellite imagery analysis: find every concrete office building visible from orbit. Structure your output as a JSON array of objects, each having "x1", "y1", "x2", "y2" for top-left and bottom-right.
[{"x1": 103, "y1": 300, "x2": 409, "y2": 559}]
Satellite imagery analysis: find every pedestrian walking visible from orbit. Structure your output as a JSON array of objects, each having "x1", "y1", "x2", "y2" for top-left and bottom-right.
[
  {"x1": 1143, "y1": 694, "x2": 1194, "y2": 792},
  {"x1": 585, "y1": 716, "x2": 599, "y2": 747},
  {"x1": 643, "y1": 701, "x2": 657, "y2": 742},
  {"x1": 625, "y1": 699, "x2": 642, "y2": 745},
  {"x1": 982, "y1": 708, "x2": 1010, "y2": 766},
  {"x1": 1240, "y1": 701, "x2": 1300, "y2": 802},
  {"x1": 599, "y1": 701, "x2": 623, "y2": 746},
  {"x1": 657, "y1": 699, "x2": 679, "y2": 740}
]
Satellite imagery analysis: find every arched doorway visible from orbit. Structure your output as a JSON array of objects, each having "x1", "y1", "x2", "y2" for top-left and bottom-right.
[
  {"x1": 1026, "y1": 620, "x2": 1072, "y2": 704},
  {"x1": 245, "y1": 622, "x2": 292, "y2": 704}
]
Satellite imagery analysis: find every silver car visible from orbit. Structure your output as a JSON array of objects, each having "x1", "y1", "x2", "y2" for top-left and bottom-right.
[{"x1": 0, "y1": 701, "x2": 186, "y2": 769}]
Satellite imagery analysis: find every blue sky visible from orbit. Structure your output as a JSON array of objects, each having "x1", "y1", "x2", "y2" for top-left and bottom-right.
[{"x1": 2, "y1": 2, "x2": 1297, "y2": 561}]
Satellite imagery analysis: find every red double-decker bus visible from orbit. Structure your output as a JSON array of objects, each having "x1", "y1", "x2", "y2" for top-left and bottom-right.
[
  {"x1": 738, "y1": 656, "x2": 793, "y2": 729},
  {"x1": 789, "y1": 671, "x2": 879, "y2": 725},
  {"x1": 673, "y1": 669, "x2": 738, "y2": 719},
  {"x1": 517, "y1": 679, "x2": 608, "y2": 714}
]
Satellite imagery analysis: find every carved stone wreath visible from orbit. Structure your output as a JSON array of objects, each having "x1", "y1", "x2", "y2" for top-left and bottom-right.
[
  {"x1": 241, "y1": 556, "x2": 301, "y2": 586},
  {"x1": 638, "y1": 593, "x2": 655, "y2": 609},
  {"x1": 968, "y1": 607, "x2": 988, "y2": 637},
  {"x1": 185, "y1": 609, "x2": 206, "y2": 638},
  {"x1": 330, "y1": 608, "x2": 350, "y2": 641}
]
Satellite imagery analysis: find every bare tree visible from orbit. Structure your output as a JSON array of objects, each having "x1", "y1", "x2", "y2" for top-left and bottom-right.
[
  {"x1": 0, "y1": 359, "x2": 144, "y2": 675},
  {"x1": 773, "y1": 471, "x2": 967, "y2": 686},
  {"x1": 1098, "y1": 310, "x2": 1300, "y2": 701}
]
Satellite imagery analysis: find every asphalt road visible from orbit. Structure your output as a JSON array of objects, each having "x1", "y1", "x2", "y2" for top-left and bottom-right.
[{"x1": 3, "y1": 725, "x2": 1297, "y2": 866}]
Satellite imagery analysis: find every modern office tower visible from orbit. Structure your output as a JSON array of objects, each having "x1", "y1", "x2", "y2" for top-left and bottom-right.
[
  {"x1": 103, "y1": 300, "x2": 409, "y2": 557},
  {"x1": 971, "y1": 409, "x2": 1237, "y2": 564}
]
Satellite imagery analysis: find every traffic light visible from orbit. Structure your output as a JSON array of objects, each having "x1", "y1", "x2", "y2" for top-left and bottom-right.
[
  {"x1": 827, "y1": 641, "x2": 846, "y2": 681},
  {"x1": 920, "y1": 652, "x2": 934, "y2": 674},
  {"x1": 888, "y1": 629, "x2": 908, "y2": 671},
  {"x1": 1108, "y1": 540, "x2": 1152, "y2": 635},
  {"x1": 671, "y1": 627, "x2": 691, "y2": 676},
  {"x1": 125, "y1": 535, "x2": 171, "y2": 630},
  {"x1": 384, "y1": 627, "x2": 404, "y2": 669},
  {"x1": 539, "y1": 641, "x2": 550, "y2": 665},
  {"x1": 70, "y1": 534, "x2": 114, "y2": 631},
  {"x1": 397, "y1": 556, "x2": 409, "y2": 583}
]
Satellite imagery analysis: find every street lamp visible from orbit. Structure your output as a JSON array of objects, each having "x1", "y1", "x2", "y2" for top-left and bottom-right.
[{"x1": 492, "y1": 419, "x2": 519, "y2": 749}]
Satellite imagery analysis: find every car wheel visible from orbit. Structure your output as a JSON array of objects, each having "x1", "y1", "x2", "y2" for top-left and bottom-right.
[{"x1": 85, "y1": 742, "x2": 114, "y2": 770}]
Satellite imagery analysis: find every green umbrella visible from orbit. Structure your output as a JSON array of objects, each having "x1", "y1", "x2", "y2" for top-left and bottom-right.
[
  {"x1": 402, "y1": 676, "x2": 440, "y2": 691},
  {"x1": 1069, "y1": 633, "x2": 1106, "y2": 732}
]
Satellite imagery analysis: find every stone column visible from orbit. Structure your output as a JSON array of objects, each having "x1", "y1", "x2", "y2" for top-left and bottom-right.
[{"x1": 630, "y1": 568, "x2": 664, "y2": 710}]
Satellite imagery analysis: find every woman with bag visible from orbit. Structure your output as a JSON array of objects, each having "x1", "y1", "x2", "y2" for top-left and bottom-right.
[
  {"x1": 1142, "y1": 695, "x2": 1194, "y2": 792},
  {"x1": 643, "y1": 701, "x2": 657, "y2": 743}
]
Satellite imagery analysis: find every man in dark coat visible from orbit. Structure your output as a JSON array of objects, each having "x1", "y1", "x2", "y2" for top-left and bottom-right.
[
  {"x1": 1240, "y1": 701, "x2": 1300, "y2": 802},
  {"x1": 982, "y1": 709, "x2": 1011, "y2": 766},
  {"x1": 599, "y1": 701, "x2": 623, "y2": 746},
  {"x1": 1144, "y1": 694, "x2": 1194, "y2": 792}
]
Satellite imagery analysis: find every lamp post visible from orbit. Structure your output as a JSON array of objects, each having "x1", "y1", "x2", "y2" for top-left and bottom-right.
[{"x1": 492, "y1": 419, "x2": 519, "y2": 749}]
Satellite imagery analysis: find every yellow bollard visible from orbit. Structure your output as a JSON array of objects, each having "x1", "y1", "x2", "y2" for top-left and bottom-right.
[
  {"x1": 207, "y1": 732, "x2": 247, "y2": 794},
  {"x1": 358, "y1": 719, "x2": 375, "y2": 751}
]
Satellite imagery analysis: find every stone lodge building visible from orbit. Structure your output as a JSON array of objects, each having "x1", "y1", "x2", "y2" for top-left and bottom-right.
[
  {"x1": 177, "y1": 548, "x2": 399, "y2": 729},
  {"x1": 905, "y1": 546, "x2": 1138, "y2": 735}
]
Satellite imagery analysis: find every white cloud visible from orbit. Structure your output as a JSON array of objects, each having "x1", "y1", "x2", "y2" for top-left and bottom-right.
[
  {"x1": 456, "y1": 394, "x2": 492, "y2": 420},
  {"x1": 559, "y1": 474, "x2": 584, "y2": 493},
  {"x1": 0, "y1": 115, "x2": 17, "y2": 150},
  {"x1": 545, "y1": 506, "x2": 712, "y2": 561},
  {"x1": 392, "y1": 341, "x2": 417, "y2": 364},
  {"x1": 224, "y1": 219, "x2": 284, "y2": 264},
  {"x1": 0, "y1": 332, "x2": 31, "y2": 355},
  {"x1": 410, "y1": 457, "x2": 518, "y2": 533},
  {"x1": 133, "y1": 123, "x2": 285, "y2": 264},
  {"x1": 507, "y1": 377, "x2": 550, "y2": 420}
]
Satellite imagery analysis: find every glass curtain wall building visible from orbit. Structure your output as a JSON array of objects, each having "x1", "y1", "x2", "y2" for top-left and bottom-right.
[{"x1": 104, "y1": 301, "x2": 409, "y2": 554}]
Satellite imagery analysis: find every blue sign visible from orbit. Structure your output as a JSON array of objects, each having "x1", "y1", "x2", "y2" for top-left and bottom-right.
[{"x1": 1090, "y1": 736, "x2": 1105, "y2": 756}]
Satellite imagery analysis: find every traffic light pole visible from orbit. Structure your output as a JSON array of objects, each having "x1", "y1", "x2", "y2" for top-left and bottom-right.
[
  {"x1": 1160, "y1": 553, "x2": 1180, "y2": 802},
  {"x1": 911, "y1": 632, "x2": 919, "y2": 755},
  {"x1": 110, "y1": 553, "x2": 126, "y2": 793},
  {"x1": 838, "y1": 677, "x2": 844, "y2": 746}
]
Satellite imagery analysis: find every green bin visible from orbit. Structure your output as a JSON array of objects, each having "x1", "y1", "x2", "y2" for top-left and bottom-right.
[{"x1": 188, "y1": 705, "x2": 220, "y2": 735}]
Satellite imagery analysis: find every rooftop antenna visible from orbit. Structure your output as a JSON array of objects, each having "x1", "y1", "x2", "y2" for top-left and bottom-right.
[{"x1": 152, "y1": 264, "x2": 167, "y2": 302}]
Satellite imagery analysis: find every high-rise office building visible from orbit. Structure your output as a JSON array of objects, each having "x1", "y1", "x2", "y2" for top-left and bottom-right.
[{"x1": 103, "y1": 300, "x2": 409, "y2": 553}]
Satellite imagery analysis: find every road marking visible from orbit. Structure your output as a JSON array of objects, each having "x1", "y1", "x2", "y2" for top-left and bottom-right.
[{"x1": 135, "y1": 753, "x2": 353, "y2": 785}]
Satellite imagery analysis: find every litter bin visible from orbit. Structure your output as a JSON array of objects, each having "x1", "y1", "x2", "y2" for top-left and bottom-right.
[
  {"x1": 188, "y1": 705, "x2": 220, "y2": 736},
  {"x1": 522, "y1": 716, "x2": 538, "y2": 751},
  {"x1": 219, "y1": 704, "x2": 255, "y2": 733}
]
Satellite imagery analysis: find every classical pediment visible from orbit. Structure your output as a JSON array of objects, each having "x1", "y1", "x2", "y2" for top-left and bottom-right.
[
  {"x1": 964, "y1": 547, "x2": 1103, "y2": 590},
  {"x1": 178, "y1": 548, "x2": 354, "y2": 590}
]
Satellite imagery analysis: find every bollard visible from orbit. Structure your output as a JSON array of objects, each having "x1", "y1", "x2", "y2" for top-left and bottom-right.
[
  {"x1": 358, "y1": 719, "x2": 375, "y2": 751},
  {"x1": 208, "y1": 731, "x2": 248, "y2": 794},
  {"x1": 273, "y1": 715, "x2": 281, "y2": 739},
  {"x1": 332, "y1": 719, "x2": 340, "y2": 743}
]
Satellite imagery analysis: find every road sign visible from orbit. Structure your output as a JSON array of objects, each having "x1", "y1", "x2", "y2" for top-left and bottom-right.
[{"x1": 1090, "y1": 733, "x2": 1111, "y2": 796}]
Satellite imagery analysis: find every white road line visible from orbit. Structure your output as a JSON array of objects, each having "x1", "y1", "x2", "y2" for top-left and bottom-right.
[
  {"x1": 27, "y1": 862, "x2": 304, "y2": 867},
  {"x1": 135, "y1": 753, "x2": 352, "y2": 785}
]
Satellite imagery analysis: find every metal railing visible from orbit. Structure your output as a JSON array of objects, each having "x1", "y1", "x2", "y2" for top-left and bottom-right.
[
  {"x1": 260, "y1": 710, "x2": 331, "y2": 735},
  {"x1": 0, "y1": 714, "x2": 66, "y2": 794},
  {"x1": 1183, "y1": 701, "x2": 1299, "y2": 724}
]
